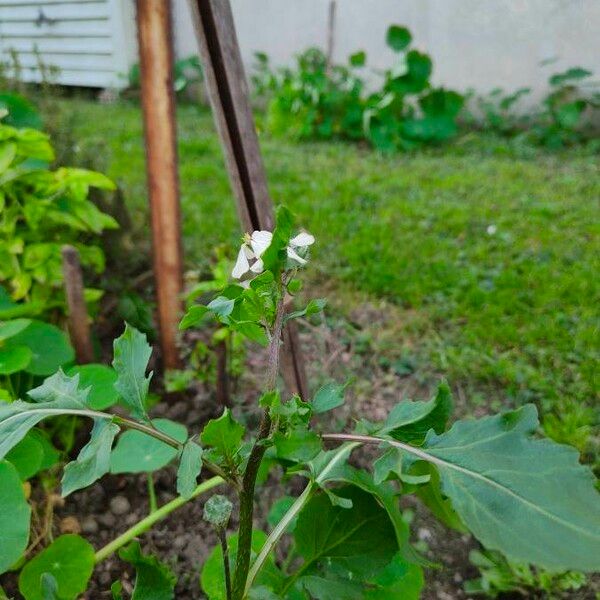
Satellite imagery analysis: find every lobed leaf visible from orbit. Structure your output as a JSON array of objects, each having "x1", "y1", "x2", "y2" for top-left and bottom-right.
[
  {"x1": 177, "y1": 439, "x2": 203, "y2": 499},
  {"x1": 112, "y1": 324, "x2": 153, "y2": 420},
  {"x1": 62, "y1": 418, "x2": 120, "y2": 497},
  {"x1": 118, "y1": 542, "x2": 176, "y2": 600},
  {"x1": 421, "y1": 404, "x2": 600, "y2": 571}
]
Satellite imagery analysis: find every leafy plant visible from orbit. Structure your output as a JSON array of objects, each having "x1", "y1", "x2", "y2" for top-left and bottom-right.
[
  {"x1": 465, "y1": 549, "x2": 586, "y2": 598},
  {"x1": 532, "y1": 66, "x2": 599, "y2": 147},
  {"x1": 0, "y1": 208, "x2": 598, "y2": 599},
  {"x1": 0, "y1": 114, "x2": 117, "y2": 308},
  {"x1": 256, "y1": 25, "x2": 464, "y2": 151},
  {"x1": 125, "y1": 55, "x2": 203, "y2": 96}
]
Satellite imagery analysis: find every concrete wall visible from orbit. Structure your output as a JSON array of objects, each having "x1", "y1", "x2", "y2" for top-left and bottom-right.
[{"x1": 173, "y1": 0, "x2": 600, "y2": 100}]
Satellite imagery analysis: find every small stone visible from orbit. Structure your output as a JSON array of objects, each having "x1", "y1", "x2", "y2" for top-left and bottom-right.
[
  {"x1": 81, "y1": 516, "x2": 99, "y2": 534},
  {"x1": 110, "y1": 495, "x2": 131, "y2": 516},
  {"x1": 99, "y1": 512, "x2": 116, "y2": 528},
  {"x1": 60, "y1": 516, "x2": 81, "y2": 534}
]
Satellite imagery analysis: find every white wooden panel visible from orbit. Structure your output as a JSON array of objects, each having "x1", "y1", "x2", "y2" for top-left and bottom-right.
[
  {"x1": 17, "y1": 66, "x2": 116, "y2": 87},
  {"x1": 12, "y1": 52, "x2": 115, "y2": 71},
  {"x1": 1, "y1": 37, "x2": 112, "y2": 54},
  {"x1": 0, "y1": 1, "x2": 98, "y2": 4},
  {"x1": 1, "y1": 20, "x2": 111, "y2": 38},
  {"x1": 0, "y1": 2, "x2": 110, "y2": 20}
]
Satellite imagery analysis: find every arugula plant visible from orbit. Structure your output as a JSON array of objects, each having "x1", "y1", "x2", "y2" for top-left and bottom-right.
[
  {"x1": 0, "y1": 207, "x2": 599, "y2": 599},
  {"x1": 0, "y1": 113, "x2": 117, "y2": 308}
]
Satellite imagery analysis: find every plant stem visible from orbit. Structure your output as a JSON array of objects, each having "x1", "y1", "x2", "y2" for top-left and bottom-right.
[
  {"x1": 94, "y1": 476, "x2": 224, "y2": 563},
  {"x1": 245, "y1": 483, "x2": 313, "y2": 596},
  {"x1": 218, "y1": 527, "x2": 233, "y2": 600},
  {"x1": 147, "y1": 472, "x2": 158, "y2": 514},
  {"x1": 232, "y1": 290, "x2": 286, "y2": 599},
  {"x1": 244, "y1": 441, "x2": 360, "y2": 594}
]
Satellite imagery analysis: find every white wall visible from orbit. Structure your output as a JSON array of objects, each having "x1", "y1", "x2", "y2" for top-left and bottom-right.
[{"x1": 173, "y1": 0, "x2": 600, "y2": 100}]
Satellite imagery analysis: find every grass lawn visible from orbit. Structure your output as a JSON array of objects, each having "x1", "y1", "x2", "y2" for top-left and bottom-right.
[{"x1": 58, "y1": 98, "x2": 599, "y2": 462}]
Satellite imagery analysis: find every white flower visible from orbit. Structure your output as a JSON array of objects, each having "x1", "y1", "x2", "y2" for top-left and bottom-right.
[
  {"x1": 231, "y1": 229, "x2": 315, "y2": 279},
  {"x1": 486, "y1": 224, "x2": 497, "y2": 235}
]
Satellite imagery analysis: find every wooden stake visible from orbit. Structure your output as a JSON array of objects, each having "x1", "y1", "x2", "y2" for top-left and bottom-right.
[
  {"x1": 136, "y1": 0, "x2": 183, "y2": 369},
  {"x1": 188, "y1": 0, "x2": 309, "y2": 398},
  {"x1": 326, "y1": 0, "x2": 337, "y2": 76},
  {"x1": 61, "y1": 245, "x2": 94, "y2": 364},
  {"x1": 215, "y1": 338, "x2": 230, "y2": 407}
]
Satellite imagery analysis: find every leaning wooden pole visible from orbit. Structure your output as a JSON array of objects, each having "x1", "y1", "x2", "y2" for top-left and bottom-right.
[
  {"x1": 135, "y1": 0, "x2": 183, "y2": 369},
  {"x1": 61, "y1": 245, "x2": 94, "y2": 364},
  {"x1": 187, "y1": 0, "x2": 309, "y2": 399}
]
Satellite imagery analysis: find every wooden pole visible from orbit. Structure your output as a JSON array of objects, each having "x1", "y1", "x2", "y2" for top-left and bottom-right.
[
  {"x1": 187, "y1": 0, "x2": 309, "y2": 399},
  {"x1": 61, "y1": 245, "x2": 94, "y2": 364},
  {"x1": 326, "y1": 0, "x2": 337, "y2": 76},
  {"x1": 135, "y1": 0, "x2": 182, "y2": 369}
]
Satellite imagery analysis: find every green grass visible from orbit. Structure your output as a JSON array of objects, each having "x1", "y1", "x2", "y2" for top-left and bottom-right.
[{"x1": 58, "y1": 99, "x2": 599, "y2": 459}]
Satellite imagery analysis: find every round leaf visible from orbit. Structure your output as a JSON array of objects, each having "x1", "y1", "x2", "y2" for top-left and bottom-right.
[
  {"x1": 0, "y1": 345, "x2": 32, "y2": 375},
  {"x1": 0, "y1": 460, "x2": 31, "y2": 574},
  {"x1": 6, "y1": 321, "x2": 74, "y2": 376},
  {"x1": 18, "y1": 535, "x2": 95, "y2": 600},
  {"x1": 386, "y1": 25, "x2": 412, "y2": 52},
  {"x1": 6, "y1": 433, "x2": 44, "y2": 480},
  {"x1": 66, "y1": 364, "x2": 119, "y2": 410},
  {"x1": 110, "y1": 418, "x2": 187, "y2": 474}
]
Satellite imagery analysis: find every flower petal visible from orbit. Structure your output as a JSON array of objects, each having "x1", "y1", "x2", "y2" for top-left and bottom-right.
[
  {"x1": 289, "y1": 232, "x2": 315, "y2": 247},
  {"x1": 250, "y1": 258, "x2": 265, "y2": 273},
  {"x1": 250, "y1": 230, "x2": 273, "y2": 257},
  {"x1": 231, "y1": 245, "x2": 250, "y2": 279},
  {"x1": 286, "y1": 246, "x2": 307, "y2": 265}
]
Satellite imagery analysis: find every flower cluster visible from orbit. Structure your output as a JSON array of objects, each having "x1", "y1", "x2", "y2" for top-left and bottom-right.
[{"x1": 231, "y1": 230, "x2": 315, "y2": 280}]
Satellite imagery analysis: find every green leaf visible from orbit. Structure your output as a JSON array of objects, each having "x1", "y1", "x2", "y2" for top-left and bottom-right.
[
  {"x1": 4, "y1": 321, "x2": 74, "y2": 376},
  {"x1": 349, "y1": 51, "x2": 366, "y2": 67},
  {"x1": 62, "y1": 418, "x2": 119, "y2": 496},
  {"x1": 65, "y1": 364, "x2": 119, "y2": 410},
  {"x1": 118, "y1": 541, "x2": 176, "y2": 600},
  {"x1": 0, "y1": 318, "x2": 31, "y2": 341},
  {"x1": 110, "y1": 418, "x2": 187, "y2": 474},
  {"x1": 382, "y1": 404, "x2": 600, "y2": 571},
  {"x1": 0, "y1": 370, "x2": 91, "y2": 459},
  {"x1": 201, "y1": 531, "x2": 283, "y2": 600},
  {"x1": 6, "y1": 432, "x2": 44, "y2": 480},
  {"x1": 40, "y1": 573, "x2": 59, "y2": 600},
  {"x1": 380, "y1": 382, "x2": 452, "y2": 443},
  {"x1": 0, "y1": 93, "x2": 42, "y2": 130},
  {"x1": 201, "y1": 409, "x2": 245, "y2": 463},
  {"x1": 0, "y1": 344, "x2": 32, "y2": 374},
  {"x1": 294, "y1": 486, "x2": 399, "y2": 577},
  {"x1": 0, "y1": 460, "x2": 31, "y2": 574},
  {"x1": 207, "y1": 296, "x2": 236, "y2": 319},
  {"x1": 386, "y1": 25, "x2": 412, "y2": 52},
  {"x1": 312, "y1": 382, "x2": 346, "y2": 414},
  {"x1": 274, "y1": 428, "x2": 322, "y2": 463},
  {"x1": 260, "y1": 205, "x2": 294, "y2": 274},
  {"x1": 414, "y1": 464, "x2": 466, "y2": 532},
  {"x1": 179, "y1": 305, "x2": 209, "y2": 330},
  {"x1": 284, "y1": 298, "x2": 326, "y2": 323},
  {"x1": 29, "y1": 430, "x2": 60, "y2": 471},
  {"x1": 19, "y1": 535, "x2": 94, "y2": 600},
  {"x1": 267, "y1": 495, "x2": 297, "y2": 531},
  {"x1": 177, "y1": 439, "x2": 203, "y2": 498},
  {"x1": 112, "y1": 324, "x2": 153, "y2": 420}
]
